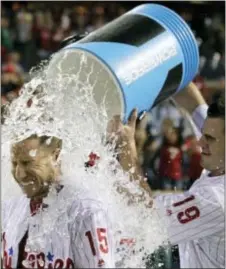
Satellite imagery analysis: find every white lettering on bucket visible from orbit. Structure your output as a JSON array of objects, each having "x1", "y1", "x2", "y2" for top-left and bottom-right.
[{"x1": 117, "y1": 41, "x2": 177, "y2": 86}]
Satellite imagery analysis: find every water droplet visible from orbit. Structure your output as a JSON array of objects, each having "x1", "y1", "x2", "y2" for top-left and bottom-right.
[
  {"x1": 29, "y1": 149, "x2": 37, "y2": 157},
  {"x1": 46, "y1": 137, "x2": 52, "y2": 145}
]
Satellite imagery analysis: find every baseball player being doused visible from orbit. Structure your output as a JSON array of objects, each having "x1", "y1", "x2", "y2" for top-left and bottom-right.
[{"x1": 1, "y1": 135, "x2": 115, "y2": 269}]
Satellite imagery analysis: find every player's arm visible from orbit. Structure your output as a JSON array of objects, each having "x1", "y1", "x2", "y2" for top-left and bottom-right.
[
  {"x1": 73, "y1": 209, "x2": 115, "y2": 268},
  {"x1": 2, "y1": 199, "x2": 12, "y2": 231},
  {"x1": 173, "y1": 82, "x2": 208, "y2": 136},
  {"x1": 117, "y1": 141, "x2": 152, "y2": 196},
  {"x1": 2, "y1": 201, "x2": 6, "y2": 230},
  {"x1": 107, "y1": 110, "x2": 152, "y2": 196},
  {"x1": 173, "y1": 82, "x2": 207, "y2": 116},
  {"x1": 154, "y1": 184, "x2": 224, "y2": 245}
]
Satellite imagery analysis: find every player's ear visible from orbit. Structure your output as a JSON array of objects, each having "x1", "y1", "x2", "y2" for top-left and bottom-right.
[{"x1": 50, "y1": 136, "x2": 62, "y2": 161}]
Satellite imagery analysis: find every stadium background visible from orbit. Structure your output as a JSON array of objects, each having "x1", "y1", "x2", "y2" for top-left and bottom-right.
[{"x1": 1, "y1": 1, "x2": 225, "y2": 268}]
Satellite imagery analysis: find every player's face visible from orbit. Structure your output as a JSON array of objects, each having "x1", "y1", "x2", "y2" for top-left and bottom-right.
[
  {"x1": 11, "y1": 138, "x2": 57, "y2": 199},
  {"x1": 199, "y1": 117, "x2": 225, "y2": 174}
]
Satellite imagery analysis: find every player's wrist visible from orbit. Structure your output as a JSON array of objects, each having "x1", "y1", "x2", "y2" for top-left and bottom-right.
[
  {"x1": 192, "y1": 103, "x2": 208, "y2": 132},
  {"x1": 117, "y1": 140, "x2": 138, "y2": 170},
  {"x1": 173, "y1": 82, "x2": 206, "y2": 115}
]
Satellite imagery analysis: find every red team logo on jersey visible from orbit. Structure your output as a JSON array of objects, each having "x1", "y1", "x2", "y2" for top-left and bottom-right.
[
  {"x1": 1, "y1": 233, "x2": 74, "y2": 269},
  {"x1": 22, "y1": 252, "x2": 74, "y2": 269}
]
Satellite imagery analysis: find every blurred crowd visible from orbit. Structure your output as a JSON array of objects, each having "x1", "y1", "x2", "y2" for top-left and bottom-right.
[
  {"x1": 1, "y1": 1, "x2": 225, "y2": 192},
  {"x1": 135, "y1": 104, "x2": 204, "y2": 192}
]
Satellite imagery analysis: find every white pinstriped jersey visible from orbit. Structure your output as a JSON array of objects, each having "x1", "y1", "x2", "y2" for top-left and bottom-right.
[
  {"x1": 155, "y1": 171, "x2": 225, "y2": 268},
  {"x1": 1, "y1": 184, "x2": 115, "y2": 268},
  {"x1": 155, "y1": 104, "x2": 225, "y2": 268}
]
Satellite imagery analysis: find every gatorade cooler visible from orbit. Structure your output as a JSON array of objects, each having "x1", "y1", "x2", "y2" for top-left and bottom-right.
[{"x1": 46, "y1": 4, "x2": 199, "y2": 121}]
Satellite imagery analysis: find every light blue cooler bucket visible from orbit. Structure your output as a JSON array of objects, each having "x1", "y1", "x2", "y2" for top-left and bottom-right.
[{"x1": 46, "y1": 4, "x2": 199, "y2": 121}]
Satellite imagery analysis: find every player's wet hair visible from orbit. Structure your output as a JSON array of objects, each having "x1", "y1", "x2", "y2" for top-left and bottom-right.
[
  {"x1": 25, "y1": 134, "x2": 62, "y2": 152},
  {"x1": 207, "y1": 90, "x2": 225, "y2": 120}
]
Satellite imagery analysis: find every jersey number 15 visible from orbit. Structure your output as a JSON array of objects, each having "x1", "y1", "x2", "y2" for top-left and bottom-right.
[{"x1": 85, "y1": 228, "x2": 109, "y2": 256}]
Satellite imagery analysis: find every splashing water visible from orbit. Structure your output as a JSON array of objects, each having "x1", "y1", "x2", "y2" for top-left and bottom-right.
[{"x1": 1, "y1": 51, "x2": 168, "y2": 267}]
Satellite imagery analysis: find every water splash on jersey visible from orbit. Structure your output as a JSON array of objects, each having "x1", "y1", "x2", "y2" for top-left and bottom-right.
[{"x1": 1, "y1": 52, "x2": 168, "y2": 267}]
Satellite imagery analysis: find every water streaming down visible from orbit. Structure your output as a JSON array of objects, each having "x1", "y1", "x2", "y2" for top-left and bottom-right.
[{"x1": 1, "y1": 52, "x2": 168, "y2": 267}]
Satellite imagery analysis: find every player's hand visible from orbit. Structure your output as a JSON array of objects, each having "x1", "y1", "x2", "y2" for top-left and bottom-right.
[
  {"x1": 106, "y1": 109, "x2": 138, "y2": 173},
  {"x1": 106, "y1": 108, "x2": 138, "y2": 148}
]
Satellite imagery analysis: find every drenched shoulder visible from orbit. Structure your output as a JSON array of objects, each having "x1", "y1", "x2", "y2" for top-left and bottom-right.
[
  {"x1": 192, "y1": 170, "x2": 224, "y2": 188},
  {"x1": 2, "y1": 195, "x2": 29, "y2": 228},
  {"x1": 2, "y1": 195, "x2": 28, "y2": 211},
  {"x1": 190, "y1": 175, "x2": 224, "y2": 211},
  {"x1": 62, "y1": 184, "x2": 105, "y2": 217}
]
